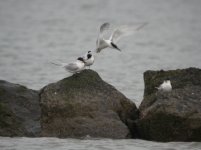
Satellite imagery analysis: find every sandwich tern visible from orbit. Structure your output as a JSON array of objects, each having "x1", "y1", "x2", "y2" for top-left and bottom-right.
[
  {"x1": 156, "y1": 79, "x2": 172, "y2": 92},
  {"x1": 95, "y1": 22, "x2": 148, "y2": 53},
  {"x1": 83, "y1": 51, "x2": 94, "y2": 69},
  {"x1": 51, "y1": 57, "x2": 86, "y2": 74}
]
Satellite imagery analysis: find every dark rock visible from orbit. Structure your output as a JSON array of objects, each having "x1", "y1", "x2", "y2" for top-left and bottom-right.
[
  {"x1": 0, "y1": 80, "x2": 41, "y2": 136},
  {"x1": 40, "y1": 69, "x2": 138, "y2": 138},
  {"x1": 142, "y1": 67, "x2": 201, "y2": 98},
  {"x1": 137, "y1": 67, "x2": 201, "y2": 142}
]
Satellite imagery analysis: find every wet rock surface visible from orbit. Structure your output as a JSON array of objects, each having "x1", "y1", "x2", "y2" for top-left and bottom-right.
[
  {"x1": 0, "y1": 80, "x2": 41, "y2": 136},
  {"x1": 1, "y1": 67, "x2": 201, "y2": 141},
  {"x1": 39, "y1": 70, "x2": 138, "y2": 139},
  {"x1": 137, "y1": 68, "x2": 201, "y2": 142}
]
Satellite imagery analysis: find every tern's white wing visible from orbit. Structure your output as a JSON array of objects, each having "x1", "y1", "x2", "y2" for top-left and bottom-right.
[
  {"x1": 100, "y1": 22, "x2": 110, "y2": 33},
  {"x1": 96, "y1": 23, "x2": 110, "y2": 48},
  {"x1": 64, "y1": 63, "x2": 79, "y2": 72},
  {"x1": 110, "y1": 22, "x2": 148, "y2": 43}
]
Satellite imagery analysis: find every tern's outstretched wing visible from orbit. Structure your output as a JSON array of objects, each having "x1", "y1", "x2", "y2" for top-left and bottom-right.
[
  {"x1": 110, "y1": 22, "x2": 148, "y2": 43},
  {"x1": 96, "y1": 22, "x2": 110, "y2": 48},
  {"x1": 100, "y1": 22, "x2": 110, "y2": 33}
]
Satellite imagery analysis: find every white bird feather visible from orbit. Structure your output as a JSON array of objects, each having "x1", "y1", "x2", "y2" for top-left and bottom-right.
[
  {"x1": 95, "y1": 22, "x2": 148, "y2": 53},
  {"x1": 51, "y1": 57, "x2": 85, "y2": 74},
  {"x1": 156, "y1": 80, "x2": 172, "y2": 92}
]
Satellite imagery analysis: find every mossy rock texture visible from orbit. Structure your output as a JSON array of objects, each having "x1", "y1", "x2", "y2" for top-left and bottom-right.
[
  {"x1": 40, "y1": 70, "x2": 138, "y2": 138},
  {"x1": 137, "y1": 67, "x2": 201, "y2": 142},
  {"x1": 0, "y1": 80, "x2": 41, "y2": 136}
]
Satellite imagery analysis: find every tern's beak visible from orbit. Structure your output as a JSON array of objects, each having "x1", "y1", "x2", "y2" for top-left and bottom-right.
[
  {"x1": 116, "y1": 47, "x2": 121, "y2": 52},
  {"x1": 111, "y1": 42, "x2": 121, "y2": 52}
]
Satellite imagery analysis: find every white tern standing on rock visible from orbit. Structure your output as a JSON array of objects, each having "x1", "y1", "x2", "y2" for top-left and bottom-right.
[
  {"x1": 82, "y1": 51, "x2": 94, "y2": 69},
  {"x1": 156, "y1": 79, "x2": 172, "y2": 92},
  {"x1": 51, "y1": 57, "x2": 86, "y2": 74}
]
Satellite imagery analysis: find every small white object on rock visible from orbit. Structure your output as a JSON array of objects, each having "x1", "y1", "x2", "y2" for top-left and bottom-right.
[{"x1": 156, "y1": 79, "x2": 172, "y2": 92}]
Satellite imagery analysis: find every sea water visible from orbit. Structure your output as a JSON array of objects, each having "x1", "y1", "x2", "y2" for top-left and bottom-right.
[{"x1": 0, "y1": 0, "x2": 201, "y2": 149}]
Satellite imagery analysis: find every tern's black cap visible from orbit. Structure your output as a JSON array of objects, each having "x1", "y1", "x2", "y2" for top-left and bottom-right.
[
  {"x1": 87, "y1": 53, "x2": 92, "y2": 59},
  {"x1": 77, "y1": 57, "x2": 84, "y2": 62}
]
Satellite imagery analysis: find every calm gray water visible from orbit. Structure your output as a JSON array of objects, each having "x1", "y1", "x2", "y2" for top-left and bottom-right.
[
  {"x1": 0, "y1": 0, "x2": 201, "y2": 149},
  {"x1": 1, "y1": 137, "x2": 201, "y2": 150}
]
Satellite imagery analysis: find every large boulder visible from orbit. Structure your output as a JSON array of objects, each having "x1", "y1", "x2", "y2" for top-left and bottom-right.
[
  {"x1": 0, "y1": 80, "x2": 41, "y2": 136},
  {"x1": 137, "y1": 67, "x2": 201, "y2": 141},
  {"x1": 40, "y1": 69, "x2": 138, "y2": 138}
]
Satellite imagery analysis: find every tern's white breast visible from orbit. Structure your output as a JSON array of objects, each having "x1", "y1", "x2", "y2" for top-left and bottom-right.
[
  {"x1": 159, "y1": 81, "x2": 172, "y2": 92},
  {"x1": 85, "y1": 56, "x2": 94, "y2": 66},
  {"x1": 76, "y1": 61, "x2": 85, "y2": 71}
]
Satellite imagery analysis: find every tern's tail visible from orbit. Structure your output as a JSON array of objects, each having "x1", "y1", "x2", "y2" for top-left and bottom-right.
[
  {"x1": 50, "y1": 61, "x2": 67, "y2": 67},
  {"x1": 51, "y1": 62, "x2": 62, "y2": 66}
]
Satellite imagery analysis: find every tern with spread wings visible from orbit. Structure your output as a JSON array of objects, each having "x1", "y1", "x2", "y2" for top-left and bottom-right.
[{"x1": 95, "y1": 22, "x2": 148, "y2": 53}]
